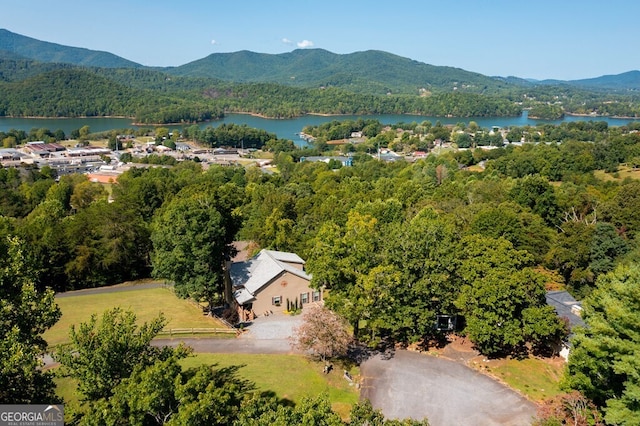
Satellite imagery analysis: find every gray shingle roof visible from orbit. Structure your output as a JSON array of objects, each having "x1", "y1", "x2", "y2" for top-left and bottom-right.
[
  {"x1": 546, "y1": 290, "x2": 586, "y2": 329},
  {"x1": 230, "y1": 250, "x2": 311, "y2": 305}
]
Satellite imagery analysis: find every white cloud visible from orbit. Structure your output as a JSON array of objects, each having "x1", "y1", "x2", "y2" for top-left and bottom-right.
[
  {"x1": 211, "y1": 39, "x2": 217, "y2": 45},
  {"x1": 297, "y1": 39, "x2": 314, "y2": 48},
  {"x1": 282, "y1": 38, "x2": 293, "y2": 44}
]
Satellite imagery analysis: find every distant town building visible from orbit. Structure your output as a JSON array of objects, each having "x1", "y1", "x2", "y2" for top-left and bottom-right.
[{"x1": 299, "y1": 156, "x2": 353, "y2": 167}]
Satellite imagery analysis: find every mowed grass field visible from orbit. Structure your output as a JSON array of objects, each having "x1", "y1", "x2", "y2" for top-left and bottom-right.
[
  {"x1": 594, "y1": 165, "x2": 640, "y2": 182},
  {"x1": 44, "y1": 284, "x2": 228, "y2": 347},
  {"x1": 182, "y1": 354, "x2": 359, "y2": 418}
]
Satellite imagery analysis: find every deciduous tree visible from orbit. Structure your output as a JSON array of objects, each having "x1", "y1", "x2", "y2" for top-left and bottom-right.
[
  {"x1": 0, "y1": 237, "x2": 61, "y2": 403},
  {"x1": 55, "y1": 307, "x2": 187, "y2": 401},
  {"x1": 455, "y1": 235, "x2": 565, "y2": 356},
  {"x1": 151, "y1": 193, "x2": 228, "y2": 306},
  {"x1": 291, "y1": 304, "x2": 352, "y2": 361},
  {"x1": 533, "y1": 391, "x2": 602, "y2": 426}
]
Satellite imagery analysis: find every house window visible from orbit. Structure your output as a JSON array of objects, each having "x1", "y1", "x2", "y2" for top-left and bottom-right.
[
  {"x1": 312, "y1": 290, "x2": 321, "y2": 302},
  {"x1": 272, "y1": 296, "x2": 281, "y2": 306},
  {"x1": 300, "y1": 292, "x2": 309, "y2": 304}
]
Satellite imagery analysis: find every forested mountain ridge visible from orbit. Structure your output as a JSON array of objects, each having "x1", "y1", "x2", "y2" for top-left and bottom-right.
[
  {"x1": 0, "y1": 29, "x2": 142, "y2": 69},
  {"x1": 164, "y1": 48, "x2": 514, "y2": 95},
  {"x1": 564, "y1": 70, "x2": 640, "y2": 90},
  {"x1": 0, "y1": 68, "x2": 222, "y2": 123},
  {"x1": 0, "y1": 59, "x2": 521, "y2": 121},
  {"x1": 3, "y1": 28, "x2": 640, "y2": 94},
  {"x1": 1, "y1": 28, "x2": 640, "y2": 121}
]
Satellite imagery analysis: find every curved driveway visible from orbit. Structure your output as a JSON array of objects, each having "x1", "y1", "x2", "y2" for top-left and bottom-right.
[{"x1": 361, "y1": 351, "x2": 536, "y2": 425}]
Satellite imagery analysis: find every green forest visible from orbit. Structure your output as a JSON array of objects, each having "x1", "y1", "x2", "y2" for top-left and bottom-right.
[
  {"x1": 2, "y1": 55, "x2": 640, "y2": 123},
  {"x1": 3, "y1": 118, "x2": 640, "y2": 423}
]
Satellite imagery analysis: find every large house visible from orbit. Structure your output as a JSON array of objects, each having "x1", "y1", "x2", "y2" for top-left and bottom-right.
[{"x1": 227, "y1": 249, "x2": 321, "y2": 322}]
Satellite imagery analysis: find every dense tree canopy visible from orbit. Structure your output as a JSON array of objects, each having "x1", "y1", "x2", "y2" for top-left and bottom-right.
[
  {"x1": 563, "y1": 264, "x2": 640, "y2": 425},
  {"x1": 0, "y1": 237, "x2": 60, "y2": 403},
  {"x1": 55, "y1": 308, "x2": 187, "y2": 402},
  {"x1": 4, "y1": 118, "x2": 640, "y2": 418}
]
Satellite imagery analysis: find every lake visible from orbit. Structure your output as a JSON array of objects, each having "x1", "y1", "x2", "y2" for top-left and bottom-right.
[{"x1": 1, "y1": 112, "x2": 638, "y2": 146}]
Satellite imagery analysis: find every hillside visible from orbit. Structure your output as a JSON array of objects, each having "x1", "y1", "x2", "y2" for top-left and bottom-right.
[
  {"x1": 0, "y1": 28, "x2": 142, "y2": 69},
  {"x1": 0, "y1": 68, "x2": 146, "y2": 117},
  {"x1": 165, "y1": 48, "x2": 514, "y2": 95},
  {"x1": 2, "y1": 28, "x2": 640, "y2": 95},
  {"x1": 0, "y1": 68, "x2": 222, "y2": 123},
  {"x1": 0, "y1": 58, "x2": 76, "y2": 82},
  {"x1": 568, "y1": 70, "x2": 640, "y2": 90},
  {"x1": 2, "y1": 29, "x2": 640, "y2": 120}
]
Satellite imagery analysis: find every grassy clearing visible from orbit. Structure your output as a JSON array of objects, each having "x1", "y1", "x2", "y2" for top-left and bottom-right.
[
  {"x1": 54, "y1": 353, "x2": 359, "y2": 420},
  {"x1": 45, "y1": 285, "x2": 227, "y2": 347},
  {"x1": 466, "y1": 164, "x2": 484, "y2": 172},
  {"x1": 480, "y1": 356, "x2": 566, "y2": 402},
  {"x1": 182, "y1": 353, "x2": 359, "y2": 418},
  {"x1": 594, "y1": 165, "x2": 640, "y2": 182}
]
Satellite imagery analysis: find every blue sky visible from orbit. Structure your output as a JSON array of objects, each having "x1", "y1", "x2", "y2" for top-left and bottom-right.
[{"x1": 1, "y1": 0, "x2": 638, "y2": 80}]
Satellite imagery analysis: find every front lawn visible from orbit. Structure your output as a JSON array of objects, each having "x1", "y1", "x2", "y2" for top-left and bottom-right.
[
  {"x1": 182, "y1": 353, "x2": 359, "y2": 418},
  {"x1": 45, "y1": 284, "x2": 228, "y2": 347},
  {"x1": 481, "y1": 356, "x2": 566, "y2": 401},
  {"x1": 54, "y1": 353, "x2": 359, "y2": 420}
]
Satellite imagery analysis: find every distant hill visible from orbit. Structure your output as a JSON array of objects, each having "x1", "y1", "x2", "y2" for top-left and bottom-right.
[
  {"x1": 0, "y1": 29, "x2": 142, "y2": 69},
  {"x1": 0, "y1": 49, "x2": 28, "y2": 61},
  {"x1": 525, "y1": 71, "x2": 640, "y2": 91},
  {"x1": 0, "y1": 58, "x2": 76, "y2": 82},
  {"x1": 2, "y1": 29, "x2": 640, "y2": 121},
  {"x1": 567, "y1": 71, "x2": 640, "y2": 90},
  {"x1": 0, "y1": 68, "x2": 142, "y2": 117},
  {"x1": 2, "y1": 28, "x2": 640, "y2": 94},
  {"x1": 164, "y1": 48, "x2": 514, "y2": 95}
]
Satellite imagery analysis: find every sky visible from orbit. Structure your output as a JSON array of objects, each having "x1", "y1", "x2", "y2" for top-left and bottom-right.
[{"x1": 1, "y1": 0, "x2": 638, "y2": 81}]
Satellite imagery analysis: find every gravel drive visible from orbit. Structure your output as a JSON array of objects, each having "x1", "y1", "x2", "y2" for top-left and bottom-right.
[
  {"x1": 238, "y1": 312, "x2": 304, "y2": 340},
  {"x1": 154, "y1": 312, "x2": 304, "y2": 354}
]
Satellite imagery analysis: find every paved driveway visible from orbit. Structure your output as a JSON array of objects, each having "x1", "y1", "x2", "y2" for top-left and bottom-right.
[{"x1": 361, "y1": 351, "x2": 536, "y2": 426}]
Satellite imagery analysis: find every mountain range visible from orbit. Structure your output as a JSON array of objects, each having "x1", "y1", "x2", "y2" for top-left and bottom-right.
[{"x1": 1, "y1": 28, "x2": 639, "y2": 94}]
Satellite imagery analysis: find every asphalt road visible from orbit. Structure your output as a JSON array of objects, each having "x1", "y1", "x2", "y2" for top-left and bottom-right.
[{"x1": 360, "y1": 351, "x2": 537, "y2": 426}]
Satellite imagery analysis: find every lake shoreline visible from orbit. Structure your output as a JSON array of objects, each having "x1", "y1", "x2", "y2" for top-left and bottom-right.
[
  {"x1": 3, "y1": 110, "x2": 639, "y2": 127},
  {"x1": 2, "y1": 112, "x2": 640, "y2": 142}
]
